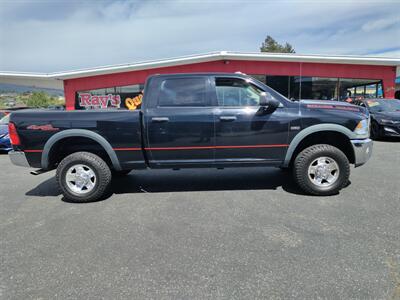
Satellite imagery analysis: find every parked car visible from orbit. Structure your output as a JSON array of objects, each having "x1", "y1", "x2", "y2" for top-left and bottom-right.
[
  {"x1": 47, "y1": 105, "x2": 65, "y2": 110},
  {"x1": 8, "y1": 73, "x2": 372, "y2": 202},
  {"x1": 0, "y1": 114, "x2": 11, "y2": 152},
  {"x1": 0, "y1": 107, "x2": 31, "y2": 116},
  {"x1": 356, "y1": 98, "x2": 400, "y2": 138},
  {"x1": 0, "y1": 110, "x2": 8, "y2": 119}
]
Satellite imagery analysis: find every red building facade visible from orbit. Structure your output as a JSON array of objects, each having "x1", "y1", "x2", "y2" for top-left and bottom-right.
[
  {"x1": 63, "y1": 55, "x2": 397, "y2": 110},
  {"x1": 3, "y1": 52, "x2": 397, "y2": 109}
]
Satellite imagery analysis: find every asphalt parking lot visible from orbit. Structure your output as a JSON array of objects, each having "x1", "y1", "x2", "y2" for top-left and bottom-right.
[{"x1": 1, "y1": 140, "x2": 399, "y2": 299}]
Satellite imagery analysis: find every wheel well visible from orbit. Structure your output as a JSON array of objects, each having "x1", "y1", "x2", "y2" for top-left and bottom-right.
[
  {"x1": 290, "y1": 131, "x2": 355, "y2": 166},
  {"x1": 47, "y1": 137, "x2": 113, "y2": 169}
]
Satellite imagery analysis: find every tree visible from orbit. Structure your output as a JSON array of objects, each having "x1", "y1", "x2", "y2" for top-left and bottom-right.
[
  {"x1": 260, "y1": 35, "x2": 295, "y2": 53},
  {"x1": 24, "y1": 91, "x2": 51, "y2": 107},
  {"x1": 24, "y1": 91, "x2": 64, "y2": 108}
]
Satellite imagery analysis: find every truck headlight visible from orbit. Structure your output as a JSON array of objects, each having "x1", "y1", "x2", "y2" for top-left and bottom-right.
[{"x1": 354, "y1": 119, "x2": 369, "y2": 136}]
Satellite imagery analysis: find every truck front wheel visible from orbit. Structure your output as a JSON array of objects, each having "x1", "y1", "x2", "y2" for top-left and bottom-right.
[
  {"x1": 56, "y1": 152, "x2": 112, "y2": 203},
  {"x1": 293, "y1": 144, "x2": 350, "y2": 196}
]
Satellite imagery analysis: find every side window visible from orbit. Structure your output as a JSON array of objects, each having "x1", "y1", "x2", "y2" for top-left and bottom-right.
[
  {"x1": 158, "y1": 77, "x2": 208, "y2": 107},
  {"x1": 215, "y1": 77, "x2": 274, "y2": 106}
]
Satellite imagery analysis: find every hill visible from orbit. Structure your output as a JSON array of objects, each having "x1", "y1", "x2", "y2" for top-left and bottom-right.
[{"x1": 0, "y1": 83, "x2": 64, "y2": 96}]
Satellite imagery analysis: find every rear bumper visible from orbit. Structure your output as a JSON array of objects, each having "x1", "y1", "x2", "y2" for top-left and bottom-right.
[
  {"x1": 351, "y1": 139, "x2": 373, "y2": 167},
  {"x1": 9, "y1": 151, "x2": 31, "y2": 167}
]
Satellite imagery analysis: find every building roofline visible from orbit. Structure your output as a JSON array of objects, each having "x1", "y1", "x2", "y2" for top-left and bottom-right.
[{"x1": 1, "y1": 51, "x2": 399, "y2": 84}]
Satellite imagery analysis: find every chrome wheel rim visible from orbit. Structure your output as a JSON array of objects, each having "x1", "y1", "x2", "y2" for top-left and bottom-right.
[
  {"x1": 308, "y1": 157, "x2": 339, "y2": 187},
  {"x1": 65, "y1": 164, "x2": 96, "y2": 195}
]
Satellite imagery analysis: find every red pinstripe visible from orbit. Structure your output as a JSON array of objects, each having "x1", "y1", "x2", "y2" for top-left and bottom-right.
[
  {"x1": 113, "y1": 147, "x2": 142, "y2": 151},
  {"x1": 144, "y1": 144, "x2": 289, "y2": 151},
  {"x1": 24, "y1": 144, "x2": 288, "y2": 153}
]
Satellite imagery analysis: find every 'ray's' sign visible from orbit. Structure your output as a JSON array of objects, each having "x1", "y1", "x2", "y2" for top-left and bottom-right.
[{"x1": 79, "y1": 93, "x2": 121, "y2": 109}]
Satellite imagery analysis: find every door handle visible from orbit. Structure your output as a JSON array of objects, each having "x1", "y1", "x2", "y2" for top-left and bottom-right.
[
  {"x1": 219, "y1": 116, "x2": 237, "y2": 122},
  {"x1": 151, "y1": 117, "x2": 169, "y2": 123}
]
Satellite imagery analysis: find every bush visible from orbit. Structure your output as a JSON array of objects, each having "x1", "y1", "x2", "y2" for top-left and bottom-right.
[{"x1": 24, "y1": 91, "x2": 64, "y2": 108}]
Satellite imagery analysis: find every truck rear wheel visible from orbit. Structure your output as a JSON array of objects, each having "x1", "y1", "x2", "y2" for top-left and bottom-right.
[
  {"x1": 293, "y1": 144, "x2": 350, "y2": 196},
  {"x1": 56, "y1": 152, "x2": 112, "y2": 203}
]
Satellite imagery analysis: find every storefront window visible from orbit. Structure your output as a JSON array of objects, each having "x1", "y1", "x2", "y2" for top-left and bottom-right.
[
  {"x1": 299, "y1": 77, "x2": 338, "y2": 100},
  {"x1": 75, "y1": 84, "x2": 144, "y2": 110},
  {"x1": 264, "y1": 76, "x2": 300, "y2": 100},
  {"x1": 265, "y1": 76, "x2": 290, "y2": 98},
  {"x1": 355, "y1": 86, "x2": 365, "y2": 97},
  {"x1": 377, "y1": 83, "x2": 383, "y2": 98},
  {"x1": 254, "y1": 74, "x2": 383, "y2": 101},
  {"x1": 250, "y1": 75, "x2": 266, "y2": 84},
  {"x1": 365, "y1": 84, "x2": 378, "y2": 98},
  {"x1": 338, "y1": 78, "x2": 381, "y2": 101}
]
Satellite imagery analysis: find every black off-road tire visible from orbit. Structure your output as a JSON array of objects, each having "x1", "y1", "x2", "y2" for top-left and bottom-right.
[
  {"x1": 293, "y1": 144, "x2": 350, "y2": 196},
  {"x1": 370, "y1": 120, "x2": 380, "y2": 140},
  {"x1": 56, "y1": 152, "x2": 112, "y2": 203}
]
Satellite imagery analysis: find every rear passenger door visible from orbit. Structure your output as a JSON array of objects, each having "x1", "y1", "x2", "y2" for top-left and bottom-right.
[{"x1": 145, "y1": 76, "x2": 216, "y2": 167}]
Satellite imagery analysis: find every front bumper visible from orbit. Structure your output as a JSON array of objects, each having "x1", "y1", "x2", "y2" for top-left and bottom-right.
[
  {"x1": 382, "y1": 125, "x2": 400, "y2": 137},
  {"x1": 9, "y1": 151, "x2": 31, "y2": 168},
  {"x1": 351, "y1": 139, "x2": 373, "y2": 167}
]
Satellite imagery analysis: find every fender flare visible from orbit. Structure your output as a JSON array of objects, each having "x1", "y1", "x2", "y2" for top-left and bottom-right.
[
  {"x1": 282, "y1": 123, "x2": 357, "y2": 167},
  {"x1": 41, "y1": 129, "x2": 121, "y2": 170}
]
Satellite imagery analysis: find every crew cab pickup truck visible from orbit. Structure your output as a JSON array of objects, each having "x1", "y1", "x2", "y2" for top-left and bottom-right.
[{"x1": 8, "y1": 73, "x2": 373, "y2": 202}]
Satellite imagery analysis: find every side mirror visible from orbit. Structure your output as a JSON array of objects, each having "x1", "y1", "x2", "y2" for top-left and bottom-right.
[
  {"x1": 259, "y1": 93, "x2": 268, "y2": 106},
  {"x1": 257, "y1": 94, "x2": 280, "y2": 115}
]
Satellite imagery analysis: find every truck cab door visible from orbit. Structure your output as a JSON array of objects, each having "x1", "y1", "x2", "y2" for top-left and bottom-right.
[
  {"x1": 144, "y1": 76, "x2": 216, "y2": 168},
  {"x1": 212, "y1": 76, "x2": 290, "y2": 166}
]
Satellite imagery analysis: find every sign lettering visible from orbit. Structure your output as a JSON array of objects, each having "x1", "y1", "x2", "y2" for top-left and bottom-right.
[{"x1": 79, "y1": 93, "x2": 121, "y2": 109}]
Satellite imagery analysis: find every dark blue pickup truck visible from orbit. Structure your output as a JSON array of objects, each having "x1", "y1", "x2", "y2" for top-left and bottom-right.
[{"x1": 8, "y1": 73, "x2": 372, "y2": 202}]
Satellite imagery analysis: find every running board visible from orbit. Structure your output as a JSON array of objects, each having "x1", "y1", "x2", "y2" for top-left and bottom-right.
[{"x1": 30, "y1": 169, "x2": 49, "y2": 176}]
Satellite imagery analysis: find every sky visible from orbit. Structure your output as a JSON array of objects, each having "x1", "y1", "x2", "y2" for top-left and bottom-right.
[{"x1": 0, "y1": 0, "x2": 399, "y2": 73}]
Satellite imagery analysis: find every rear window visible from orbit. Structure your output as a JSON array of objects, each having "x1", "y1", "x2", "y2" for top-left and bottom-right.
[{"x1": 158, "y1": 77, "x2": 208, "y2": 107}]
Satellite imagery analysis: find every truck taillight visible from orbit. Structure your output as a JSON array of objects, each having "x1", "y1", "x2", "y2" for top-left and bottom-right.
[{"x1": 8, "y1": 122, "x2": 21, "y2": 145}]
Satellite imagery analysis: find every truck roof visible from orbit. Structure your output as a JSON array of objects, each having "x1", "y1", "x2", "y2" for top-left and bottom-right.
[{"x1": 148, "y1": 72, "x2": 250, "y2": 79}]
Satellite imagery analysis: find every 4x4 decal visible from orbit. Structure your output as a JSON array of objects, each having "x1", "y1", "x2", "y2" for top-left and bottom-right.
[{"x1": 27, "y1": 124, "x2": 59, "y2": 131}]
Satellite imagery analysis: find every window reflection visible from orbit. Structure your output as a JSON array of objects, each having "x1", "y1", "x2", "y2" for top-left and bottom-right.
[
  {"x1": 253, "y1": 74, "x2": 383, "y2": 101},
  {"x1": 216, "y1": 77, "x2": 268, "y2": 106}
]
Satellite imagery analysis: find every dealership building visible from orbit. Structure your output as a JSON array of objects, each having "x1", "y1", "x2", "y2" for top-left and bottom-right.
[{"x1": 1, "y1": 51, "x2": 400, "y2": 110}]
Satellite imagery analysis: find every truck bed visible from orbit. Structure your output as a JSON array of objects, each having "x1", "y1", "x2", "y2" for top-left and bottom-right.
[{"x1": 10, "y1": 109, "x2": 146, "y2": 170}]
